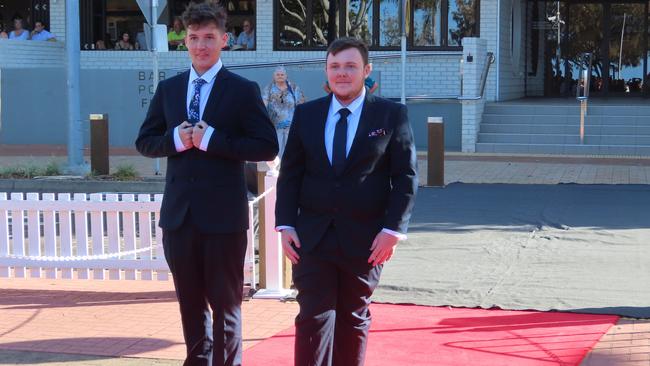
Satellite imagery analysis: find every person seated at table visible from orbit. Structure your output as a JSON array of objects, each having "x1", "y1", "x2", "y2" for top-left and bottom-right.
[
  {"x1": 167, "y1": 17, "x2": 186, "y2": 50},
  {"x1": 30, "y1": 21, "x2": 56, "y2": 41}
]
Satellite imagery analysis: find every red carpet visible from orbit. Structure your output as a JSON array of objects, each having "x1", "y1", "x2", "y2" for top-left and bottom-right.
[{"x1": 244, "y1": 303, "x2": 618, "y2": 365}]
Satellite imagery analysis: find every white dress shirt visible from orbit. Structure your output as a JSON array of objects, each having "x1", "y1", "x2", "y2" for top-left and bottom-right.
[
  {"x1": 277, "y1": 88, "x2": 406, "y2": 241},
  {"x1": 173, "y1": 59, "x2": 222, "y2": 152},
  {"x1": 325, "y1": 87, "x2": 366, "y2": 162}
]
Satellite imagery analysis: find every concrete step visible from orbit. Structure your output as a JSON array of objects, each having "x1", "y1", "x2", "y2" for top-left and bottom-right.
[
  {"x1": 480, "y1": 123, "x2": 650, "y2": 135},
  {"x1": 478, "y1": 133, "x2": 650, "y2": 146},
  {"x1": 482, "y1": 114, "x2": 650, "y2": 126},
  {"x1": 484, "y1": 103, "x2": 650, "y2": 117},
  {"x1": 475, "y1": 142, "x2": 650, "y2": 156}
]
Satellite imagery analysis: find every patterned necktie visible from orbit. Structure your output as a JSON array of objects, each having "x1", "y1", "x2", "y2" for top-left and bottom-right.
[
  {"x1": 332, "y1": 108, "x2": 351, "y2": 176},
  {"x1": 188, "y1": 78, "x2": 207, "y2": 124}
]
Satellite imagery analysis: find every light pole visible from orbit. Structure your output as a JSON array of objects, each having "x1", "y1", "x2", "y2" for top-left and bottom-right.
[{"x1": 65, "y1": 0, "x2": 87, "y2": 174}]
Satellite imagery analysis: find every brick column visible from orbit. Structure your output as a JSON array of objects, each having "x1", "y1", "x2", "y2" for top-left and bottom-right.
[
  {"x1": 50, "y1": 0, "x2": 66, "y2": 43},
  {"x1": 460, "y1": 37, "x2": 488, "y2": 153}
]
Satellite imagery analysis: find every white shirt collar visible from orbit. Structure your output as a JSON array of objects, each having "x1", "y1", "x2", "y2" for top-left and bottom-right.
[
  {"x1": 189, "y1": 59, "x2": 223, "y2": 84},
  {"x1": 331, "y1": 86, "x2": 366, "y2": 116}
]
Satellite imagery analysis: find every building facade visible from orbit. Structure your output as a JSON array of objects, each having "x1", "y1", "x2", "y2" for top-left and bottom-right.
[{"x1": 0, "y1": 0, "x2": 649, "y2": 152}]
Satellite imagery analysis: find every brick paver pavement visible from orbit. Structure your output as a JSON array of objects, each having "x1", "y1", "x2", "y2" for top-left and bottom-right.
[{"x1": 0, "y1": 278, "x2": 297, "y2": 364}]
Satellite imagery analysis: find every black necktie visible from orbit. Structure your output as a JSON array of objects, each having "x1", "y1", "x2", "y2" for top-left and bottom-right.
[{"x1": 332, "y1": 108, "x2": 351, "y2": 176}]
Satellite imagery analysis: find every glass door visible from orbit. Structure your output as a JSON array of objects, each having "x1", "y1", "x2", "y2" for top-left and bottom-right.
[
  {"x1": 566, "y1": 3, "x2": 605, "y2": 96},
  {"x1": 530, "y1": 0, "x2": 649, "y2": 97},
  {"x1": 608, "y1": 3, "x2": 646, "y2": 95}
]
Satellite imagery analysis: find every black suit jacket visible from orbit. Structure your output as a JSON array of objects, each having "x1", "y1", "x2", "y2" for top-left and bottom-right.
[
  {"x1": 275, "y1": 93, "x2": 418, "y2": 257},
  {"x1": 136, "y1": 67, "x2": 278, "y2": 233}
]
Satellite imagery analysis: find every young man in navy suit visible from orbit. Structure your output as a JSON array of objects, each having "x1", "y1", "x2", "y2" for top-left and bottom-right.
[
  {"x1": 275, "y1": 38, "x2": 418, "y2": 366},
  {"x1": 135, "y1": 2, "x2": 278, "y2": 365}
]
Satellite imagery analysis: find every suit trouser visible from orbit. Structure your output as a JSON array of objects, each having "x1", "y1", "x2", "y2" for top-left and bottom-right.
[
  {"x1": 276, "y1": 127, "x2": 290, "y2": 159},
  {"x1": 163, "y1": 215, "x2": 247, "y2": 366},
  {"x1": 292, "y1": 227, "x2": 383, "y2": 366}
]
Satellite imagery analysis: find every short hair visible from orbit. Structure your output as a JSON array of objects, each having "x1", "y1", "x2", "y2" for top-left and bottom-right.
[
  {"x1": 35, "y1": 20, "x2": 47, "y2": 28},
  {"x1": 182, "y1": 1, "x2": 227, "y2": 32},
  {"x1": 326, "y1": 37, "x2": 370, "y2": 65}
]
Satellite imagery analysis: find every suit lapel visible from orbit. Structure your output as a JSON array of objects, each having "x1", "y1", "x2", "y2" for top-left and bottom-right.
[
  {"x1": 202, "y1": 67, "x2": 230, "y2": 124},
  {"x1": 344, "y1": 93, "x2": 377, "y2": 170},
  {"x1": 316, "y1": 95, "x2": 334, "y2": 172},
  {"x1": 169, "y1": 70, "x2": 190, "y2": 125}
]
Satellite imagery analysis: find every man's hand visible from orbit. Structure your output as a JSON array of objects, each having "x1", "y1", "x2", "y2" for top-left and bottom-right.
[
  {"x1": 192, "y1": 121, "x2": 208, "y2": 148},
  {"x1": 179, "y1": 121, "x2": 194, "y2": 150},
  {"x1": 368, "y1": 231, "x2": 399, "y2": 266},
  {"x1": 280, "y1": 228, "x2": 301, "y2": 264}
]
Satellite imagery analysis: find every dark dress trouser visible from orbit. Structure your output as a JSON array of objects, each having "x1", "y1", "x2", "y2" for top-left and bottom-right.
[
  {"x1": 162, "y1": 213, "x2": 248, "y2": 366},
  {"x1": 292, "y1": 226, "x2": 383, "y2": 366}
]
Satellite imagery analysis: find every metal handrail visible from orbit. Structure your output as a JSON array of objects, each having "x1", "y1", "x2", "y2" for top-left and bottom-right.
[
  {"x1": 576, "y1": 52, "x2": 592, "y2": 101},
  {"x1": 457, "y1": 52, "x2": 495, "y2": 100},
  {"x1": 224, "y1": 51, "x2": 463, "y2": 70},
  {"x1": 576, "y1": 52, "x2": 592, "y2": 144}
]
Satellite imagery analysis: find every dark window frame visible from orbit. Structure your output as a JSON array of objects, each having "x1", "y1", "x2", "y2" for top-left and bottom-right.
[{"x1": 274, "y1": 0, "x2": 479, "y2": 51}]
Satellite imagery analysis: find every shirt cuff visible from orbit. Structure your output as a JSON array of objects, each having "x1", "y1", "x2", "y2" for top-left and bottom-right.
[
  {"x1": 382, "y1": 228, "x2": 407, "y2": 241},
  {"x1": 174, "y1": 126, "x2": 190, "y2": 152},
  {"x1": 199, "y1": 126, "x2": 214, "y2": 151},
  {"x1": 275, "y1": 225, "x2": 295, "y2": 232}
]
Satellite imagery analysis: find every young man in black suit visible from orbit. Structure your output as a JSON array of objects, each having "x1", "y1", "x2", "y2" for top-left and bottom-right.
[
  {"x1": 135, "y1": 2, "x2": 278, "y2": 365},
  {"x1": 275, "y1": 38, "x2": 418, "y2": 366}
]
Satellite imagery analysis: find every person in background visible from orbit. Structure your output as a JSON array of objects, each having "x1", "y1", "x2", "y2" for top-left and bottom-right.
[
  {"x1": 262, "y1": 66, "x2": 305, "y2": 158},
  {"x1": 235, "y1": 19, "x2": 254, "y2": 50},
  {"x1": 0, "y1": 31, "x2": 8, "y2": 39},
  {"x1": 9, "y1": 18, "x2": 29, "y2": 40},
  {"x1": 224, "y1": 25, "x2": 236, "y2": 50},
  {"x1": 30, "y1": 21, "x2": 56, "y2": 41},
  {"x1": 114, "y1": 31, "x2": 136, "y2": 50},
  {"x1": 167, "y1": 17, "x2": 186, "y2": 50}
]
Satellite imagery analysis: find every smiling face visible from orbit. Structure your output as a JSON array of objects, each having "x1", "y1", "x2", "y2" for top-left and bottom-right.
[
  {"x1": 325, "y1": 47, "x2": 372, "y2": 105},
  {"x1": 185, "y1": 22, "x2": 227, "y2": 75}
]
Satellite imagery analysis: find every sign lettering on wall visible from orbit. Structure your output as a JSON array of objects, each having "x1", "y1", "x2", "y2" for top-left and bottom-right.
[{"x1": 137, "y1": 70, "x2": 183, "y2": 108}]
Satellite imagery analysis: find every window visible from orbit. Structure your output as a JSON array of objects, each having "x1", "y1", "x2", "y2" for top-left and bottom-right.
[
  {"x1": 79, "y1": 0, "x2": 257, "y2": 51},
  {"x1": 275, "y1": 0, "x2": 479, "y2": 50},
  {"x1": 414, "y1": 0, "x2": 441, "y2": 47},
  {"x1": 448, "y1": 0, "x2": 479, "y2": 46}
]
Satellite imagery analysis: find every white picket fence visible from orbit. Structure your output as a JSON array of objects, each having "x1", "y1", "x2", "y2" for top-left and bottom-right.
[{"x1": 0, "y1": 192, "x2": 257, "y2": 286}]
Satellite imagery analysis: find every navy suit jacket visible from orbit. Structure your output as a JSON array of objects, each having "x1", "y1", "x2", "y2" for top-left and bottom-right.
[
  {"x1": 275, "y1": 93, "x2": 418, "y2": 257},
  {"x1": 136, "y1": 67, "x2": 278, "y2": 233}
]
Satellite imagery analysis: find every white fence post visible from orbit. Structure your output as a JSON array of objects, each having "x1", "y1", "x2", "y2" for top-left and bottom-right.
[
  {"x1": 138, "y1": 194, "x2": 153, "y2": 281},
  {"x1": 154, "y1": 194, "x2": 167, "y2": 281},
  {"x1": 26, "y1": 193, "x2": 42, "y2": 278},
  {"x1": 0, "y1": 193, "x2": 9, "y2": 277},
  {"x1": 73, "y1": 193, "x2": 90, "y2": 279},
  {"x1": 90, "y1": 193, "x2": 105, "y2": 280},
  {"x1": 253, "y1": 171, "x2": 292, "y2": 299},
  {"x1": 122, "y1": 194, "x2": 137, "y2": 280},
  {"x1": 58, "y1": 193, "x2": 74, "y2": 279},
  {"x1": 42, "y1": 193, "x2": 58, "y2": 279},
  {"x1": 106, "y1": 194, "x2": 121, "y2": 280},
  {"x1": 11, "y1": 193, "x2": 26, "y2": 278}
]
